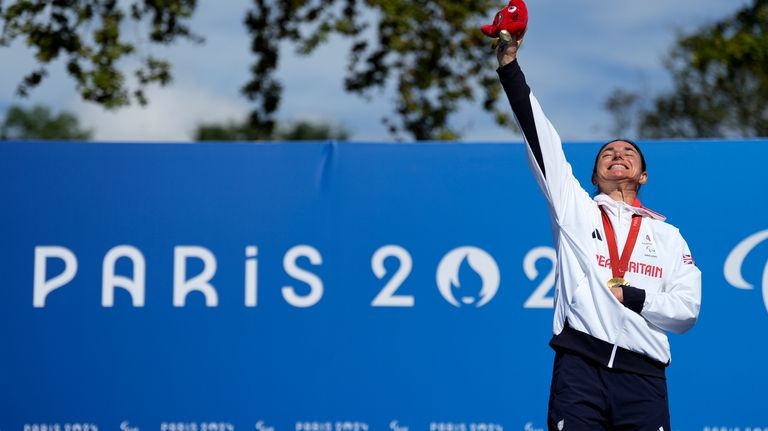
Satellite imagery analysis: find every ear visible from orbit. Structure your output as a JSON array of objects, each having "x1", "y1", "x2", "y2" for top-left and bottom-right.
[
  {"x1": 592, "y1": 173, "x2": 597, "y2": 185},
  {"x1": 639, "y1": 171, "x2": 648, "y2": 185}
]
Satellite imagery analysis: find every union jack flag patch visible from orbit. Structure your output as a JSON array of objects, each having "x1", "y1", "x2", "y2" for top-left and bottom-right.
[{"x1": 683, "y1": 254, "x2": 695, "y2": 265}]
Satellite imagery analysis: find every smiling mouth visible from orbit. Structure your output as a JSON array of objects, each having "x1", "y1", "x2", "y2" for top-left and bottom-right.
[{"x1": 609, "y1": 164, "x2": 628, "y2": 170}]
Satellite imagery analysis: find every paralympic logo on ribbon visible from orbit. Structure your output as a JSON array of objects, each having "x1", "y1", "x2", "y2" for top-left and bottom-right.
[{"x1": 724, "y1": 229, "x2": 768, "y2": 312}]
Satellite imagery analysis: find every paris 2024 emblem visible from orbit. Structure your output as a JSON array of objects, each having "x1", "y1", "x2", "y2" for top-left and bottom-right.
[{"x1": 436, "y1": 246, "x2": 500, "y2": 308}]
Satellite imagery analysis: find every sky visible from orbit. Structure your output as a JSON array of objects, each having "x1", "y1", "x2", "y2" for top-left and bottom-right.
[{"x1": 0, "y1": 0, "x2": 754, "y2": 142}]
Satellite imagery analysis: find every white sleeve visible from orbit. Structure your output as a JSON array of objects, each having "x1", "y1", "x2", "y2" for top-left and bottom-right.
[
  {"x1": 642, "y1": 231, "x2": 702, "y2": 334},
  {"x1": 498, "y1": 60, "x2": 592, "y2": 225}
]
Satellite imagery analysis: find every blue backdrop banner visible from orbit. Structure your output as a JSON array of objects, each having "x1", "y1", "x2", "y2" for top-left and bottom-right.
[{"x1": 1, "y1": 140, "x2": 767, "y2": 431}]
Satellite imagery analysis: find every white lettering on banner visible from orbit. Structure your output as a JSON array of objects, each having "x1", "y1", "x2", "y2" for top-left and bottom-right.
[
  {"x1": 255, "y1": 420, "x2": 275, "y2": 431},
  {"x1": 295, "y1": 422, "x2": 368, "y2": 431},
  {"x1": 704, "y1": 427, "x2": 768, "y2": 431},
  {"x1": 524, "y1": 422, "x2": 543, "y2": 431},
  {"x1": 724, "y1": 229, "x2": 768, "y2": 312},
  {"x1": 119, "y1": 421, "x2": 138, "y2": 431},
  {"x1": 33, "y1": 246, "x2": 78, "y2": 308},
  {"x1": 29, "y1": 244, "x2": 559, "y2": 309},
  {"x1": 371, "y1": 245, "x2": 415, "y2": 307},
  {"x1": 389, "y1": 420, "x2": 409, "y2": 431},
  {"x1": 24, "y1": 424, "x2": 98, "y2": 431},
  {"x1": 296, "y1": 422, "x2": 332, "y2": 431},
  {"x1": 282, "y1": 245, "x2": 324, "y2": 307},
  {"x1": 335, "y1": 422, "x2": 369, "y2": 431},
  {"x1": 103, "y1": 246, "x2": 146, "y2": 307},
  {"x1": 429, "y1": 423, "x2": 503, "y2": 431},
  {"x1": 160, "y1": 422, "x2": 234, "y2": 431},
  {"x1": 245, "y1": 246, "x2": 259, "y2": 307},
  {"x1": 523, "y1": 247, "x2": 556, "y2": 309},
  {"x1": 436, "y1": 246, "x2": 500, "y2": 308},
  {"x1": 174, "y1": 246, "x2": 219, "y2": 307}
]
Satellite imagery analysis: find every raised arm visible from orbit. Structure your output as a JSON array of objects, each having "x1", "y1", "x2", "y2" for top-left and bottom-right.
[{"x1": 496, "y1": 39, "x2": 590, "y2": 223}]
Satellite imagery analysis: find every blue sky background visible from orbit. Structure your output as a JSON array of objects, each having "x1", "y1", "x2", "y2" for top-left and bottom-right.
[{"x1": 0, "y1": 0, "x2": 753, "y2": 142}]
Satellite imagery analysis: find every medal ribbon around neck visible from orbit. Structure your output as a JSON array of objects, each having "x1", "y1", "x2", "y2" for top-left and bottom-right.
[{"x1": 600, "y1": 207, "x2": 642, "y2": 288}]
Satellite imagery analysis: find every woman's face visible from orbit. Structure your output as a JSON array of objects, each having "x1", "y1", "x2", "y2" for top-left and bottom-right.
[{"x1": 592, "y1": 140, "x2": 648, "y2": 192}]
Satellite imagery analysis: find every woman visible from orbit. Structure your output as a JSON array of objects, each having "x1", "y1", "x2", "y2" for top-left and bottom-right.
[{"x1": 496, "y1": 34, "x2": 701, "y2": 430}]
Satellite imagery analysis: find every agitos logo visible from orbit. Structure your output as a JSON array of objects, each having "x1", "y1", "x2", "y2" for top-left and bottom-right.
[{"x1": 724, "y1": 229, "x2": 768, "y2": 312}]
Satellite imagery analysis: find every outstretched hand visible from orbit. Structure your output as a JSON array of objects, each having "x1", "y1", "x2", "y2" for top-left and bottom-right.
[{"x1": 496, "y1": 32, "x2": 524, "y2": 67}]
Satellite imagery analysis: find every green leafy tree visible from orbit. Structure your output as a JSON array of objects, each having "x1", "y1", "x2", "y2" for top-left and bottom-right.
[
  {"x1": 195, "y1": 120, "x2": 263, "y2": 141},
  {"x1": 276, "y1": 121, "x2": 349, "y2": 141},
  {"x1": 607, "y1": 0, "x2": 768, "y2": 138},
  {"x1": 604, "y1": 89, "x2": 641, "y2": 138},
  {"x1": 0, "y1": 0, "x2": 200, "y2": 107},
  {"x1": 243, "y1": 0, "x2": 508, "y2": 140},
  {"x1": 0, "y1": 105, "x2": 92, "y2": 140},
  {"x1": 195, "y1": 119, "x2": 349, "y2": 141},
  {"x1": 1, "y1": 1, "x2": 510, "y2": 141}
]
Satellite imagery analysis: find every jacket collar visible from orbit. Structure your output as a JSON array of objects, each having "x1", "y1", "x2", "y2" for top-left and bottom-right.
[{"x1": 594, "y1": 193, "x2": 666, "y2": 221}]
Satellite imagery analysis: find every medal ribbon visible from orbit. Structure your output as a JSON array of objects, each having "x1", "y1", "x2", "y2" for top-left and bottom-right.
[{"x1": 600, "y1": 207, "x2": 642, "y2": 280}]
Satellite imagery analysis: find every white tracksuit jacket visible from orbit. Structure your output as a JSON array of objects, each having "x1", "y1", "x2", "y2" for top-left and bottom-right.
[{"x1": 499, "y1": 60, "x2": 701, "y2": 374}]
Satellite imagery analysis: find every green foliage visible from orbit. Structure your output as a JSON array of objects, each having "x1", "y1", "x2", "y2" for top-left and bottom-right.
[
  {"x1": 194, "y1": 119, "x2": 349, "y2": 141},
  {"x1": 242, "y1": 0, "x2": 510, "y2": 140},
  {"x1": 277, "y1": 120, "x2": 349, "y2": 141},
  {"x1": 0, "y1": 0, "x2": 200, "y2": 108},
  {"x1": 0, "y1": 105, "x2": 92, "y2": 140},
  {"x1": 608, "y1": 0, "x2": 768, "y2": 138},
  {"x1": 604, "y1": 89, "x2": 641, "y2": 138},
  {"x1": 195, "y1": 120, "x2": 264, "y2": 141},
  {"x1": 2, "y1": 0, "x2": 511, "y2": 141}
]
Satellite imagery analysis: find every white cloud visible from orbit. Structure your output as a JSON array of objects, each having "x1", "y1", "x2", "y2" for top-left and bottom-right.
[{"x1": 72, "y1": 83, "x2": 250, "y2": 142}]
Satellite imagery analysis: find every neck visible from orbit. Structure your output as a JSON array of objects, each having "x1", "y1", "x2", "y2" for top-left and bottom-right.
[{"x1": 601, "y1": 184, "x2": 638, "y2": 205}]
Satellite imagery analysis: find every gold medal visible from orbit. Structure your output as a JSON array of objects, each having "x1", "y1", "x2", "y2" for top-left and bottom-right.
[{"x1": 607, "y1": 277, "x2": 627, "y2": 289}]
